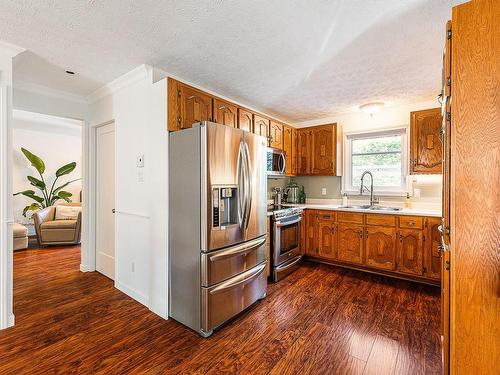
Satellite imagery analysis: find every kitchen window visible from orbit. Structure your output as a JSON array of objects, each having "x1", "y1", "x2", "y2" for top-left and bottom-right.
[{"x1": 343, "y1": 128, "x2": 407, "y2": 195}]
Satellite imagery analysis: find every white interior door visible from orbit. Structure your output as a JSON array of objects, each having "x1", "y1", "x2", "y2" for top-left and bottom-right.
[{"x1": 96, "y1": 122, "x2": 115, "y2": 280}]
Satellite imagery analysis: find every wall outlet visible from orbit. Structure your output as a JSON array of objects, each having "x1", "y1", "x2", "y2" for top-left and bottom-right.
[
  {"x1": 321, "y1": 187, "x2": 327, "y2": 196},
  {"x1": 138, "y1": 170, "x2": 144, "y2": 183}
]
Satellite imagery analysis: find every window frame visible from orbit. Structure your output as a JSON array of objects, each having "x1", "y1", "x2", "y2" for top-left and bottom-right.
[{"x1": 342, "y1": 127, "x2": 408, "y2": 196}]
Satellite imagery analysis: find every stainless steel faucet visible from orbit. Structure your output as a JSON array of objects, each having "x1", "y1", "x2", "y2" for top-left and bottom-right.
[{"x1": 360, "y1": 171, "x2": 379, "y2": 206}]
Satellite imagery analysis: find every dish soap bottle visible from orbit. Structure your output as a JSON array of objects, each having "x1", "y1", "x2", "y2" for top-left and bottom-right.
[
  {"x1": 404, "y1": 192, "x2": 412, "y2": 209},
  {"x1": 299, "y1": 186, "x2": 306, "y2": 204}
]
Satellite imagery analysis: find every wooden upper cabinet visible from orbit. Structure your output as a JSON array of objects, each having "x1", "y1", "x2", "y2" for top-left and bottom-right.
[
  {"x1": 254, "y1": 115, "x2": 270, "y2": 140},
  {"x1": 337, "y1": 223, "x2": 364, "y2": 265},
  {"x1": 283, "y1": 125, "x2": 293, "y2": 176},
  {"x1": 365, "y1": 226, "x2": 397, "y2": 271},
  {"x1": 410, "y1": 108, "x2": 443, "y2": 174},
  {"x1": 397, "y1": 229, "x2": 424, "y2": 276},
  {"x1": 269, "y1": 121, "x2": 283, "y2": 149},
  {"x1": 317, "y1": 220, "x2": 337, "y2": 260},
  {"x1": 297, "y1": 129, "x2": 311, "y2": 175},
  {"x1": 213, "y1": 98, "x2": 237, "y2": 128},
  {"x1": 238, "y1": 108, "x2": 253, "y2": 132},
  {"x1": 168, "y1": 78, "x2": 213, "y2": 131},
  {"x1": 311, "y1": 124, "x2": 336, "y2": 175},
  {"x1": 291, "y1": 128, "x2": 298, "y2": 175},
  {"x1": 425, "y1": 218, "x2": 442, "y2": 280}
]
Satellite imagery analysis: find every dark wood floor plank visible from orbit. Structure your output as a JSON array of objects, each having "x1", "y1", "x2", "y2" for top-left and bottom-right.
[{"x1": 0, "y1": 248, "x2": 441, "y2": 375}]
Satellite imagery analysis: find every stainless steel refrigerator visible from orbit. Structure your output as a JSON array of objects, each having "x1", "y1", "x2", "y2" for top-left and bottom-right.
[{"x1": 169, "y1": 121, "x2": 267, "y2": 337}]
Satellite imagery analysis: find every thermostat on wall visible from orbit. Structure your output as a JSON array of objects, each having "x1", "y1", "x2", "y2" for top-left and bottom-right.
[{"x1": 136, "y1": 154, "x2": 145, "y2": 168}]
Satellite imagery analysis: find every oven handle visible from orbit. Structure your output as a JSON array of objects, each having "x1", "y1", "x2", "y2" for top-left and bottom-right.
[
  {"x1": 275, "y1": 256, "x2": 302, "y2": 271},
  {"x1": 275, "y1": 216, "x2": 302, "y2": 227}
]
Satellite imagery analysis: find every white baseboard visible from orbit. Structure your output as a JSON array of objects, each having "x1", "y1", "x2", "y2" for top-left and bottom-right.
[
  {"x1": 79, "y1": 264, "x2": 88, "y2": 272},
  {"x1": 8, "y1": 313, "x2": 14, "y2": 327},
  {"x1": 115, "y1": 280, "x2": 149, "y2": 307}
]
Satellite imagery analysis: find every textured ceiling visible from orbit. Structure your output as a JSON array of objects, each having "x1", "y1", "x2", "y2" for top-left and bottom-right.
[{"x1": 1, "y1": 0, "x2": 462, "y2": 122}]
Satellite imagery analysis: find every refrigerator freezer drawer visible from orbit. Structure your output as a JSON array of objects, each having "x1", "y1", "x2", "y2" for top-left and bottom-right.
[
  {"x1": 201, "y1": 262, "x2": 267, "y2": 333},
  {"x1": 201, "y1": 235, "x2": 267, "y2": 287}
]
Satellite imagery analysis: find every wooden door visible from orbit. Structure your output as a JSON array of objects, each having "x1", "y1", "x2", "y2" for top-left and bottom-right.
[
  {"x1": 238, "y1": 108, "x2": 253, "y2": 132},
  {"x1": 397, "y1": 229, "x2": 424, "y2": 276},
  {"x1": 337, "y1": 224, "x2": 363, "y2": 264},
  {"x1": 96, "y1": 122, "x2": 116, "y2": 280},
  {"x1": 177, "y1": 82, "x2": 213, "y2": 130},
  {"x1": 305, "y1": 210, "x2": 317, "y2": 256},
  {"x1": 311, "y1": 124, "x2": 335, "y2": 175},
  {"x1": 254, "y1": 115, "x2": 269, "y2": 140},
  {"x1": 317, "y1": 220, "x2": 336, "y2": 260},
  {"x1": 291, "y1": 128, "x2": 298, "y2": 175},
  {"x1": 297, "y1": 129, "x2": 311, "y2": 175},
  {"x1": 283, "y1": 125, "x2": 292, "y2": 176},
  {"x1": 410, "y1": 108, "x2": 442, "y2": 174},
  {"x1": 425, "y1": 218, "x2": 442, "y2": 280},
  {"x1": 365, "y1": 226, "x2": 397, "y2": 271},
  {"x1": 269, "y1": 121, "x2": 283, "y2": 149},
  {"x1": 213, "y1": 98, "x2": 237, "y2": 128}
]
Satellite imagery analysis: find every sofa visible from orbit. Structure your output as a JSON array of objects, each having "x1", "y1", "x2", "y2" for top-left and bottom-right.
[
  {"x1": 33, "y1": 203, "x2": 82, "y2": 246},
  {"x1": 13, "y1": 223, "x2": 28, "y2": 250}
]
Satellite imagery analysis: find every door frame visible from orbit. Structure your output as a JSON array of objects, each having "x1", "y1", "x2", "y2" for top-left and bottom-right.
[{"x1": 81, "y1": 119, "x2": 116, "y2": 274}]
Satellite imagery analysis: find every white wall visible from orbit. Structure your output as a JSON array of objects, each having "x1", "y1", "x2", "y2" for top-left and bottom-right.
[
  {"x1": 12, "y1": 110, "x2": 82, "y2": 224},
  {"x1": 86, "y1": 65, "x2": 168, "y2": 318}
]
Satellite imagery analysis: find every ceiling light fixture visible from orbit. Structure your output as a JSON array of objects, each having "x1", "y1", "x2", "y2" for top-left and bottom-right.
[
  {"x1": 65, "y1": 70, "x2": 75, "y2": 75},
  {"x1": 359, "y1": 102, "x2": 384, "y2": 117}
]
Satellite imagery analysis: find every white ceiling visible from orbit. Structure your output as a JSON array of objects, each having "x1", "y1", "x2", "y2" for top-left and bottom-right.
[{"x1": 1, "y1": 0, "x2": 461, "y2": 123}]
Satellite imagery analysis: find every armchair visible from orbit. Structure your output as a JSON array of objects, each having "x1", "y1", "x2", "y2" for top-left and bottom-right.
[{"x1": 33, "y1": 203, "x2": 82, "y2": 246}]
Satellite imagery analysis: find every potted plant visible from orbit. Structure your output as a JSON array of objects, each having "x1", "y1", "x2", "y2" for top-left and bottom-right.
[{"x1": 14, "y1": 148, "x2": 80, "y2": 217}]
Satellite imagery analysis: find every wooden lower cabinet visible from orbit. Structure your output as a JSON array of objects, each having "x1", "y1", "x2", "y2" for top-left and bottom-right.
[
  {"x1": 397, "y1": 229, "x2": 424, "y2": 276},
  {"x1": 425, "y1": 217, "x2": 442, "y2": 280},
  {"x1": 301, "y1": 209, "x2": 439, "y2": 284},
  {"x1": 365, "y1": 226, "x2": 397, "y2": 271},
  {"x1": 317, "y1": 220, "x2": 337, "y2": 260},
  {"x1": 337, "y1": 223, "x2": 363, "y2": 265}
]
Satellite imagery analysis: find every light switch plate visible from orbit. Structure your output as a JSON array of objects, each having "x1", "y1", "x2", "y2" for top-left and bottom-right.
[
  {"x1": 136, "y1": 154, "x2": 145, "y2": 168},
  {"x1": 321, "y1": 187, "x2": 327, "y2": 195}
]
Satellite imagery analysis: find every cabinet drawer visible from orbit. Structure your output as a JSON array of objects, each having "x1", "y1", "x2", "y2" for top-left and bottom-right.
[
  {"x1": 316, "y1": 210, "x2": 336, "y2": 221},
  {"x1": 365, "y1": 214, "x2": 396, "y2": 227},
  {"x1": 399, "y1": 216, "x2": 424, "y2": 229},
  {"x1": 337, "y1": 211, "x2": 364, "y2": 224}
]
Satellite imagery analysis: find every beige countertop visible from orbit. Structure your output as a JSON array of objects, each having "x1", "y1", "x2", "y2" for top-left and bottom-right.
[{"x1": 281, "y1": 203, "x2": 441, "y2": 217}]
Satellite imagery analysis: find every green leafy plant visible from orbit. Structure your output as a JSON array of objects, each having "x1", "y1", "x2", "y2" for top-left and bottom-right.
[{"x1": 14, "y1": 148, "x2": 80, "y2": 217}]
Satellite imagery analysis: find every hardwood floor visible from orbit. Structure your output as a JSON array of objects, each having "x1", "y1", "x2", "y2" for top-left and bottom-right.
[{"x1": 0, "y1": 246, "x2": 442, "y2": 374}]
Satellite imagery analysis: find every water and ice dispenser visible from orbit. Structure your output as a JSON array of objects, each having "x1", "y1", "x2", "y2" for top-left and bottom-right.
[{"x1": 212, "y1": 187, "x2": 239, "y2": 229}]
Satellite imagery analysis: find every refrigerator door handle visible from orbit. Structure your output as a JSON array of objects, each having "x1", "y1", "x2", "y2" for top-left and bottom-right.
[
  {"x1": 244, "y1": 143, "x2": 253, "y2": 229},
  {"x1": 237, "y1": 142, "x2": 245, "y2": 228}
]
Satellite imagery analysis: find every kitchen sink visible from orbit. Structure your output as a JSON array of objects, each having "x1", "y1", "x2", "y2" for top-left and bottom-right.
[{"x1": 340, "y1": 205, "x2": 402, "y2": 212}]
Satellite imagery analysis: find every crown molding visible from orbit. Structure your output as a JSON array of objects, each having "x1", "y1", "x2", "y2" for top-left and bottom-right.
[
  {"x1": 0, "y1": 41, "x2": 25, "y2": 58},
  {"x1": 13, "y1": 109, "x2": 83, "y2": 129},
  {"x1": 87, "y1": 64, "x2": 151, "y2": 103},
  {"x1": 14, "y1": 80, "x2": 87, "y2": 105}
]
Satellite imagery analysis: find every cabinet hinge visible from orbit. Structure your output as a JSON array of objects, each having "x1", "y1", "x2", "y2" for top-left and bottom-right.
[
  {"x1": 446, "y1": 112, "x2": 451, "y2": 121},
  {"x1": 447, "y1": 29, "x2": 452, "y2": 40},
  {"x1": 177, "y1": 116, "x2": 182, "y2": 124},
  {"x1": 177, "y1": 90, "x2": 181, "y2": 97},
  {"x1": 422, "y1": 266, "x2": 427, "y2": 273},
  {"x1": 447, "y1": 76, "x2": 451, "y2": 87},
  {"x1": 445, "y1": 260, "x2": 450, "y2": 270}
]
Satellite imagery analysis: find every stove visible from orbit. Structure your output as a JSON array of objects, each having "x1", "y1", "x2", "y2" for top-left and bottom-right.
[{"x1": 268, "y1": 205, "x2": 303, "y2": 282}]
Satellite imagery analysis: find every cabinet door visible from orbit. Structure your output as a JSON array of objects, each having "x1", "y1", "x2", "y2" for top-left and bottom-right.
[
  {"x1": 410, "y1": 108, "x2": 442, "y2": 174},
  {"x1": 178, "y1": 83, "x2": 213, "y2": 130},
  {"x1": 254, "y1": 115, "x2": 270, "y2": 140},
  {"x1": 425, "y1": 218, "x2": 442, "y2": 280},
  {"x1": 213, "y1": 98, "x2": 237, "y2": 128},
  {"x1": 297, "y1": 129, "x2": 311, "y2": 175},
  {"x1": 317, "y1": 220, "x2": 337, "y2": 260},
  {"x1": 365, "y1": 226, "x2": 397, "y2": 271},
  {"x1": 311, "y1": 124, "x2": 335, "y2": 175},
  {"x1": 291, "y1": 128, "x2": 298, "y2": 175},
  {"x1": 337, "y1": 224, "x2": 363, "y2": 264},
  {"x1": 283, "y1": 125, "x2": 293, "y2": 176},
  {"x1": 238, "y1": 108, "x2": 253, "y2": 132},
  {"x1": 397, "y1": 229, "x2": 424, "y2": 276},
  {"x1": 305, "y1": 210, "x2": 317, "y2": 256},
  {"x1": 269, "y1": 121, "x2": 283, "y2": 149}
]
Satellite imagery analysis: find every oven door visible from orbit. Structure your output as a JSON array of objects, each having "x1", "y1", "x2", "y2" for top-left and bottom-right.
[{"x1": 273, "y1": 215, "x2": 302, "y2": 265}]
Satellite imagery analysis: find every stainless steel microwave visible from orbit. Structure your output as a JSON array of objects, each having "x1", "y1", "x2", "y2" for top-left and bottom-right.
[{"x1": 267, "y1": 147, "x2": 286, "y2": 176}]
